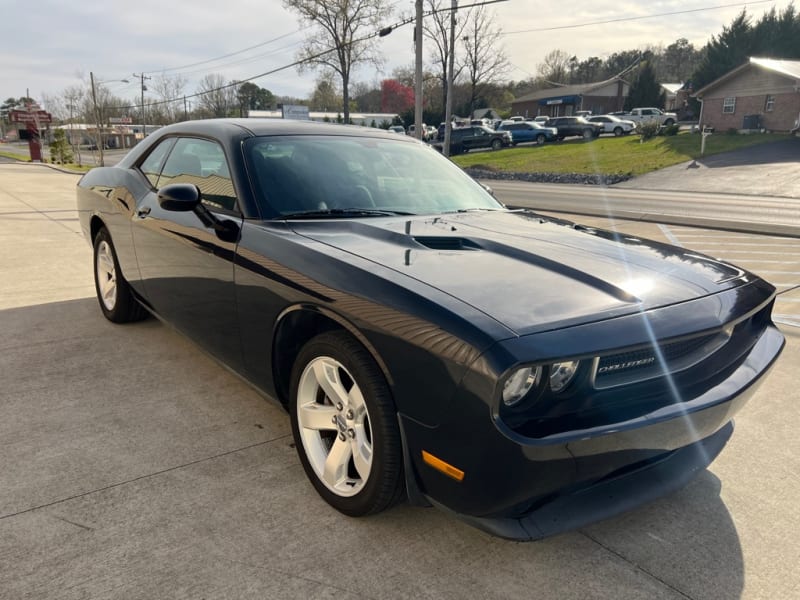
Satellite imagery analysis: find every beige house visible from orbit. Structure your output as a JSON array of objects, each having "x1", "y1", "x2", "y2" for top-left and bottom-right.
[
  {"x1": 510, "y1": 78, "x2": 629, "y2": 119},
  {"x1": 694, "y1": 57, "x2": 800, "y2": 132}
]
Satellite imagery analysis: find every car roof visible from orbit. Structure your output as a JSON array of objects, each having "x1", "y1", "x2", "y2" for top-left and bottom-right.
[{"x1": 144, "y1": 118, "x2": 408, "y2": 141}]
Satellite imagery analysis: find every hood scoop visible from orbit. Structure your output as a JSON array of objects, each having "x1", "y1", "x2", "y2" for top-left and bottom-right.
[{"x1": 413, "y1": 236, "x2": 481, "y2": 251}]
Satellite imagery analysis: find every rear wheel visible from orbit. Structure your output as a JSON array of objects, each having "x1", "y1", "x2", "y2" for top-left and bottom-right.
[
  {"x1": 93, "y1": 227, "x2": 147, "y2": 323},
  {"x1": 290, "y1": 331, "x2": 404, "y2": 516}
]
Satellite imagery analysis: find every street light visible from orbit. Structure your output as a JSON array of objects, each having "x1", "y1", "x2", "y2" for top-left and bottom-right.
[{"x1": 89, "y1": 72, "x2": 129, "y2": 166}]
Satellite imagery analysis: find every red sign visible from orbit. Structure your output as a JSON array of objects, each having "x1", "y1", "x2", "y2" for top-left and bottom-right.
[{"x1": 10, "y1": 109, "x2": 53, "y2": 124}]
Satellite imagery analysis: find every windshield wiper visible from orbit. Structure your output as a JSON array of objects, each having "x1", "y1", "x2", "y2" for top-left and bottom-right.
[{"x1": 279, "y1": 208, "x2": 417, "y2": 219}]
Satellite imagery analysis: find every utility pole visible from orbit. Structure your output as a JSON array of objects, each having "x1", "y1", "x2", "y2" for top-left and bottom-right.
[
  {"x1": 90, "y1": 71, "x2": 105, "y2": 167},
  {"x1": 443, "y1": 0, "x2": 457, "y2": 157},
  {"x1": 414, "y1": 0, "x2": 423, "y2": 140},
  {"x1": 133, "y1": 73, "x2": 151, "y2": 136}
]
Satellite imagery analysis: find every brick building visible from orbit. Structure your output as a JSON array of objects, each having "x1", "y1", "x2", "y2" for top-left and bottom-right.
[
  {"x1": 694, "y1": 57, "x2": 800, "y2": 133},
  {"x1": 510, "y1": 78, "x2": 629, "y2": 119}
]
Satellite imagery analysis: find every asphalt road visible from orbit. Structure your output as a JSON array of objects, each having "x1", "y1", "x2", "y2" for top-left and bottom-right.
[
  {"x1": 1, "y1": 164, "x2": 799, "y2": 599},
  {"x1": 488, "y1": 181, "x2": 800, "y2": 238}
]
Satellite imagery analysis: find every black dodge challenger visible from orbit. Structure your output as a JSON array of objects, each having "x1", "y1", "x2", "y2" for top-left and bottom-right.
[{"x1": 77, "y1": 119, "x2": 784, "y2": 540}]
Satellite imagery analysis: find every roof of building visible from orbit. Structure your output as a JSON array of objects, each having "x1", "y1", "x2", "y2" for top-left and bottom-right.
[
  {"x1": 694, "y1": 57, "x2": 800, "y2": 96},
  {"x1": 512, "y1": 78, "x2": 627, "y2": 104},
  {"x1": 660, "y1": 83, "x2": 684, "y2": 95}
]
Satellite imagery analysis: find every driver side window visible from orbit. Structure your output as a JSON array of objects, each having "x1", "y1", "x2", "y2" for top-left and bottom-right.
[{"x1": 159, "y1": 138, "x2": 238, "y2": 212}]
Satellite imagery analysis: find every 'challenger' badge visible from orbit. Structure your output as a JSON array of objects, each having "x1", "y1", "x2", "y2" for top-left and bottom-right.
[{"x1": 598, "y1": 357, "x2": 656, "y2": 373}]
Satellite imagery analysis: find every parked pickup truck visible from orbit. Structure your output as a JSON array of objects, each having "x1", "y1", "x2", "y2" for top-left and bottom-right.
[{"x1": 622, "y1": 107, "x2": 678, "y2": 127}]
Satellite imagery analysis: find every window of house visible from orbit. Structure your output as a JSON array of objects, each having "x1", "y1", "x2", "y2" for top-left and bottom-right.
[
  {"x1": 723, "y1": 97, "x2": 736, "y2": 114},
  {"x1": 765, "y1": 95, "x2": 775, "y2": 112}
]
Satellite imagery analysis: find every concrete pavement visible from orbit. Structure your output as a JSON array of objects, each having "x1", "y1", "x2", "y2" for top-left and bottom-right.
[
  {"x1": 615, "y1": 137, "x2": 800, "y2": 198},
  {"x1": 1, "y1": 163, "x2": 799, "y2": 599}
]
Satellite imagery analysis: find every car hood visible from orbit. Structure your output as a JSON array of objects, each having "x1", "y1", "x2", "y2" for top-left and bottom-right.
[{"x1": 290, "y1": 211, "x2": 749, "y2": 336}]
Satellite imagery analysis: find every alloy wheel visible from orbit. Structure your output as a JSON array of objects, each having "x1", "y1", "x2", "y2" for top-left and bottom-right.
[{"x1": 295, "y1": 356, "x2": 373, "y2": 497}]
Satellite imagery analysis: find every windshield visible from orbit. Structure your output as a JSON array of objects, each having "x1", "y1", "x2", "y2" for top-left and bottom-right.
[{"x1": 245, "y1": 135, "x2": 503, "y2": 218}]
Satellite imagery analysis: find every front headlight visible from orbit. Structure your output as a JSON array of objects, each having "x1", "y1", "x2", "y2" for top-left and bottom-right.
[
  {"x1": 502, "y1": 366, "x2": 542, "y2": 406},
  {"x1": 549, "y1": 360, "x2": 580, "y2": 392}
]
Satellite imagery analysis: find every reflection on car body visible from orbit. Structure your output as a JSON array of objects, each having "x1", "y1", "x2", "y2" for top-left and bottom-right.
[{"x1": 77, "y1": 118, "x2": 784, "y2": 540}]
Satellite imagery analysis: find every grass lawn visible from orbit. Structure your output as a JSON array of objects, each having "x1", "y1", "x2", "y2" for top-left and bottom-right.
[
  {"x1": 451, "y1": 131, "x2": 793, "y2": 176},
  {"x1": 0, "y1": 149, "x2": 92, "y2": 172}
]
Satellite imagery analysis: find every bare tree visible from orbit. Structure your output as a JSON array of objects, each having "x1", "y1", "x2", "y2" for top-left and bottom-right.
[
  {"x1": 351, "y1": 80, "x2": 382, "y2": 113},
  {"x1": 537, "y1": 49, "x2": 572, "y2": 84},
  {"x1": 150, "y1": 74, "x2": 188, "y2": 124},
  {"x1": 195, "y1": 74, "x2": 236, "y2": 118},
  {"x1": 423, "y1": 0, "x2": 470, "y2": 115},
  {"x1": 283, "y1": 0, "x2": 393, "y2": 122},
  {"x1": 460, "y1": 5, "x2": 509, "y2": 116}
]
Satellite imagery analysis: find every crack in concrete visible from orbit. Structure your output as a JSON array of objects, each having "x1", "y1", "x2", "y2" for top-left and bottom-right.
[
  {"x1": 581, "y1": 530, "x2": 695, "y2": 599},
  {"x1": 0, "y1": 434, "x2": 292, "y2": 522}
]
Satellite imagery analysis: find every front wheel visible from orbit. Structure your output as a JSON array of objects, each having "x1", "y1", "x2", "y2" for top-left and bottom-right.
[
  {"x1": 93, "y1": 227, "x2": 147, "y2": 323},
  {"x1": 491, "y1": 139, "x2": 503, "y2": 151},
  {"x1": 535, "y1": 134, "x2": 546, "y2": 145},
  {"x1": 290, "y1": 331, "x2": 404, "y2": 516},
  {"x1": 664, "y1": 118, "x2": 675, "y2": 126},
  {"x1": 582, "y1": 128, "x2": 594, "y2": 140},
  {"x1": 613, "y1": 127, "x2": 623, "y2": 137}
]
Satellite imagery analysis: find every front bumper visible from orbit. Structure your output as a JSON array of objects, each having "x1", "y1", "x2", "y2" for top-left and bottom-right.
[
  {"x1": 399, "y1": 324, "x2": 784, "y2": 539},
  {"x1": 432, "y1": 421, "x2": 733, "y2": 540}
]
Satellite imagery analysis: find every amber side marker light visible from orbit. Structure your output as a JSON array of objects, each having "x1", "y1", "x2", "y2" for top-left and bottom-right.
[{"x1": 422, "y1": 450, "x2": 465, "y2": 482}]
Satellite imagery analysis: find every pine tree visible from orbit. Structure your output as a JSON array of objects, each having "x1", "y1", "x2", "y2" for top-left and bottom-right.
[{"x1": 624, "y1": 62, "x2": 666, "y2": 110}]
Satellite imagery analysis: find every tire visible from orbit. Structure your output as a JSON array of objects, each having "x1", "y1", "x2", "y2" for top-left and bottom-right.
[
  {"x1": 556, "y1": 135, "x2": 565, "y2": 141},
  {"x1": 290, "y1": 331, "x2": 404, "y2": 517},
  {"x1": 491, "y1": 139, "x2": 503, "y2": 151},
  {"x1": 93, "y1": 227, "x2": 147, "y2": 323},
  {"x1": 535, "y1": 134, "x2": 546, "y2": 145},
  {"x1": 582, "y1": 128, "x2": 593, "y2": 140},
  {"x1": 664, "y1": 118, "x2": 675, "y2": 127},
  {"x1": 613, "y1": 127, "x2": 623, "y2": 137}
]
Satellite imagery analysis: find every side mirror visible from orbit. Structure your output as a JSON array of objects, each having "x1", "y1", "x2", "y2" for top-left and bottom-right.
[{"x1": 157, "y1": 183, "x2": 201, "y2": 211}]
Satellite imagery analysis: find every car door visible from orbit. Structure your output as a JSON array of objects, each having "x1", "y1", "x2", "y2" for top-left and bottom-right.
[
  {"x1": 462, "y1": 127, "x2": 484, "y2": 150},
  {"x1": 131, "y1": 136, "x2": 244, "y2": 367},
  {"x1": 518, "y1": 124, "x2": 534, "y2": 143}
]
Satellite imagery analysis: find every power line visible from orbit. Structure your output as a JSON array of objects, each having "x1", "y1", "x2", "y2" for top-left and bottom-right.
[
  {"x1": 504, "y1": 0, "x2": 777, "y2": 35},
  {"x1": 143, "y1": 30, "x2": 302, "y2": 75},
  {"x1": 143, "y1": 0, "x2": 409, "y2": 78},
  {"x1": 113, "y1": 0, "x2": 767, "y2": 112}
]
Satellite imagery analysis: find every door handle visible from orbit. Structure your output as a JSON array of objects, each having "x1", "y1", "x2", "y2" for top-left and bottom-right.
[{"x1": 137, "y1": 206, "x2": 151, "y2": 218}]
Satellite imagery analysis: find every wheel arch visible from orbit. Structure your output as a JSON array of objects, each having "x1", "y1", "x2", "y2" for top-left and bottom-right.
[
  {"x1": 89, "y1": 214, "x2": 107, "y2": 243},
  {"x1": 271, "y1": 304, "x2": 394, "y2": 407}
]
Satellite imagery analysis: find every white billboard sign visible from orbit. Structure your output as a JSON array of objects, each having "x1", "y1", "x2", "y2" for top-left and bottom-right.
[{"x1": 281, "y1": 105, "x2": 310, "y2": 120}]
